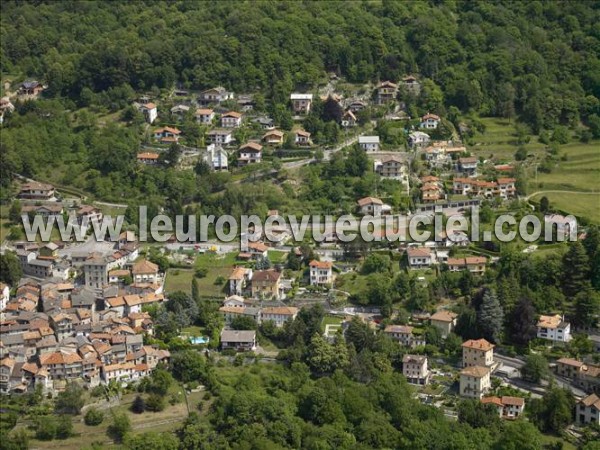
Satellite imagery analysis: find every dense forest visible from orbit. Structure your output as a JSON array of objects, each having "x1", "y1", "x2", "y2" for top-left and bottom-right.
[{"x1": 1, "y1": 1, "x2": 600, "y2": 208}]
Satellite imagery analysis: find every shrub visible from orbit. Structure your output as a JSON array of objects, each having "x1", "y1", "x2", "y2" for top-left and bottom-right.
[
  {"x1": 131, "y1": 395, "x2": 146, "y2": 414},
  {"x1": 84, "y1": 408, "x2": 104, "y2": 426},
  {"x1": 145, "y1": 393, "x2": 166, "y2": 412}
]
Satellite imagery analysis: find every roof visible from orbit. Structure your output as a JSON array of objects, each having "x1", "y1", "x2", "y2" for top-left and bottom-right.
[
  {"x1": 229, "y1": 267, "x2": 249, "y2": 281},
  {"x1": 386, "y1": 325, "x2": 414, "y2": 334},
  {"x1": 403, "y1": 354, "x2": 426, "y2": 364},
  {"x1": 460, "y1": 365, "x2": 490, "y2": 378},
  {"x1": 537, "y1": 314, "x2": 565, "y2": 329},
  {"x1": 309, "y1": 260, "x2": 332, "y2": 269},
  {"x1": 263, "y1": 129, "x2": 284, "y2": 138},
  {"x1": 290, "y1": 93, "x2": 313, "y2": 100},
  {"x1": 252, "y1": 270, "x2": 281, "y2": 283},
  {"x1": 261, "y1": 306, "x2": 298, "y2": 316},
  {"x1": 357, "y1": 196, "x2": 383, "y2": 206},
  {"x1": 459, "y1": 157, "x2": 478, "y2": 164},
  {"x1": 154, "y1": 126, "x2": 181, "y2": 135},
  {"x1": 40, "y1": 351, "x2": 82, "y2": 365},
  {"x1": 137, "y1": 152, "x2": 159, "y2": 160},
  {"x1": 462, "y1": 338, "x2": 494, "y2": 351},
  {"x1": 220, "y1": 329, "x2": 256, "y2": 342},
  {"x1": 501, "y1": 396, "x2": 525, "y2": 407},
  {"x1": 140, "y1": 102, "x2": 156, "y2": 109},
  {"x1": 422, "y1": 113, "x2": 440, "y2": 121},
  {"x1": 222, "y1": 111, "x2": 242, "y2": 118},
  {"x1": 296, "y1": 129, "x2": 311, "y2": 137},
  {"x1": 377, "y1": 81, "x2": 398, "y2": 89},
  {"x1": 497, "y1": 178, "x2": 516, "y2": 184},
  {"x1": 430, "y1": 310, "x2": 458, "y2": 323},
  {"x1": 556, "y1": 357, "x2": 585, "y2": 368},
  {"x1": 132, "y1": 259, "x2": 159, "y2": 275},
  {"x1": 358, "y1": 135, "x2": 380, "y2": 144},
  {"x1": 481, "y1": 396, "x2": 503, "y2": 407},
  {"x1": 20, "y1": 181, "x2": 54, "y2": 192},
  {"x1": 240, "y1": 142, "x2": 263, "y2": 152},
  {"x1": 195, "y1": 108, "x2": 214, "y2": 115},
  {"x1": 248, "y1": 241, "x2": 269, "y2": 252},
  {"x1": 406, "y1": 247, "x2": 431, "y2": 258},
  {"x1": 580, "y1": 393, "x2": 600, "y2": 409}
]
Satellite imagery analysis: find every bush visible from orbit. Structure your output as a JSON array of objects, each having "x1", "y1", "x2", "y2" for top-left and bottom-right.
[
  {"x1": 56, "y1": 415, "x2": 73, "y2": 439},
  {"x1": 145, "y1": 393, "x2": 166, "y2": 412},
  {"x1": 107, "y1": 413, "x2": 131, "y2": 443},
  {"x1": 195, "y1": 268, "x2": 208, "y2": 278},
  {"x1": 131, "y1": 395, "x2": 146, "y2": 414},
  {"x1": 84, "y1": 408, "x2": 104, "y2": 426}
]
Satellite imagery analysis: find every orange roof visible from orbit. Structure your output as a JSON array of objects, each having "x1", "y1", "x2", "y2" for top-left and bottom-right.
[
  {"x1": 248, "y1": 241, "x2": 269, "y2": 252},
  {"x1": 580, "y1": 393, "x2": 600, "y2": 409},
  {"x1": 195, "y1": 108, "x2": 213, "y2": 115},
  {"x1": 263, "y1": 130, "x2": 284, "y2": 138},
  {"x1": 40, "y1": 351, "x2": 82, "y2": 365},
  {"x1": 420, "y1": 176, "x2": 439, "y2": 183},
  {"x1": 137, "y1": 152, "x2": 160, "y2": 160},
  {"x1": 309, "y1": 260, "x2": 332, "y2": 269},
  {"x1": 219, "y1": 306, "x2": 247, "y2": 314},
  {"x1": 430, "y1": 310, "x2": 458, "y2": 323},
  {"x1": 262, "y1": 306, "x2": 299, "y2": 316},
  {"x1": 422, "y1": 113, "x2": 440, "y2": 121},
  {"x1": 377, "y1": 81, "x2": 398, "y2": 89},
  {"x1": 481, "y1": 396, "x2": 503, "y2": 407},
  {"x1": 143, "y1": 102, "x2": 156, "y2": 109},
  {"x1": 357, "y1": 196, "x2": 383, "y2": 206},
  {"x1": 406, "y1": 247, "x2": 431, "y2": 258},
  {"x1": 497, "y1": 178, "x2": 516, "y2": 184},
  {"x1": 229, "y1": 267, "x2": 249, "y2": 280},
  {"x1": 132, "y1": 259, "x2": 159, "y2": 274},
  {"x1": 154, "y1": 126, "x2": 181, "y2": 135},
  {"x1": 296, "y1": 129, "x2": 310, "y2": 137},
  {"x1": 462, "y1": 338, "x2": 494, "y2": 351},
  {"x1": 460, "y1": 365, "x2": 490, "y2": 378},
  {"x1": 537, "y1": 314, "x2": 564, "y2": 329},
  {"x1": 384, "y1": 325, "x2": 413, "y2": 334},
  {"x1": 240, "y1": 142, "x2": 263, "y2": 152},
  {"x1": 222, "y1": 111, "x2": 242, "y2": 118},
  {"x1": 501, "y1": 396, "x2": 525, "y2": 407},
  {"x1": 556, "y1": 357, "x2": 585, "y2": 368}
]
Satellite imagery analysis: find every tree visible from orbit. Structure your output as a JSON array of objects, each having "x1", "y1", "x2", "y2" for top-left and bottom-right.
[
  {"x1": 521, "y1": 354, "x2": 549, "y2": 383},
  {"x1": 84, "y1": 408, "x2": 104, "y2": 426},
  {"x1": 0, "y1": 252, "x2": 23, "y2": 286},
  {"x1": 124, "y1": 432, "x2": 179, "y2": 450},
  {"x1": 171, "y1": 350, "x2": 206, "y2": 383},
  {"x1": 493, "y1": 420, "x2": 542, "y2": 450},
  {"x1": 131, "y1": 395, "x2": 146, "y2": 414},
  {"x1": 344, "y1": 316, "x2": 374, "y2": 353},
  {"x1": 529, "y1": 387, "x2": 575, "y2": 433},
  {"x1": 35, "y1": 416, "x2": 57, "y2": 440},
  {"x1": 574, "y1": 290, "x2": 600, "y2": 328},
  {"x1": 457, "y1": 399, "x2": 501, "y2": 430},
  {"x1": 145, "y1": 393, "x2": 166, "y2": 412},
  {"x1": 539, "y1": 196, "x2": 550, "y2": 213},
  {"x1": 8, "y1": 200, "x2": 21, "y2": 223},
  {"x1": 361, "y1": 253, "x2": 391, "y2": 275},
  {"x1": 477, "y1": 289, "x2": 504, "y2": 343},
  {"x1": 194, "y1": 159, "x2": 211, "y2": 176},
  {"x1": 508, "y1": 297, "x2": 538, "y2": 346},
  {"x1": 55, "y1": 382, "x2": 85, "y2": 415},
  {"x1": 345, "y1": 146, "x2": 369, "y2": 177},
  {"x1": 55, "y1": 415, "x2": 73, "y2": 439},
  {"x1": 108, "y1": 412, "x2": 131, "y2": 443},
  {"x1": 231, "y1": 315, "x2": 258, "y2": 330},
  {"x1": 561, "y1": 241, "x2": 590, "y2": 296}
]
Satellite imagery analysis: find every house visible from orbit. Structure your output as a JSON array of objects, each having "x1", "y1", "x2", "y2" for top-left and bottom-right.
[
  {"x1": 436, "y1": 230, "x2": 469, "y2": 248},
  {"x1": 198, "y1": 86, "x2": 233, "y2": 104},
  {"x1": 137, "y1": 152, "x2": 160, "y2": 165},
  {"x1": 207, "y1": 129, "x2": 234, "y2": 145},
  {"x1": 39, "y1": 350, "x2": 83, "y2": 380},
  {"x1": 497, "y1": 178, "x2": 516, "y2": 199},
  {"x1": 137, "y1": 103, "x2": 157, "y2": 124},
  {"x1": 228, "y1": 267, "x2": 252, "y2": 296},
  {"x1": 82, "y1": 255, "x2": 109, "y2": 289},
  {"x1": 247, "y1": 242, "x2": 269, "y2": 260},
  {"x1": 576, "y1": 394, "x2": 600, "y2": 426},
  {"x1": 358, "y1": 135, "x2": 380, "y2": 152},
  {"x1": 375, "y1": 155, "x2": 407, "y2": 180},
  {"x1": 357, "y1": 197, "x2": 384, "y2": 216},
  {"x1": 260, "y1": 306, "x2": 298, "y2": 327},
  {"x1": 263, "y1": 129, "x2": 285, "y2": 145},
  {"x1": 295, "y1": 130, "x2": 311, "y2": 146},
  {"x1": 253, "y1": 116, "x2": 275, "y2": 130},
  {"x1": 452, "y1": 178, "x2": 498, "y2": 198},
  {"x1": 408, "y1": 131, "x2": 431, "y2": 148},
  {"x1": 375, "y1": 81, "x2": 398, "y2": 105},
  {"x1": 430, "y1": 310, "x2": 458, "y2": 338},
  {"x1": 309, "y1": 260, "x2": 333, "y2": 286},
  {"x1": 153, "y1": 127, "x2": 181, "y2": 143},
  {"x1": 555, "y1": 358, "x2": 586, "y2": 378},
  {"x1": 537, "y1": 314, "x2": 571, "y2": 343},
  {"x1": 460, "y1": 365, "x2": 491, "y2": 399},
  {"x1": 218, "y1": 306, "x2": 260, "y2": 325},
  {"x1": 420, "y1": 113, "x2": 440, "y2": 129},
  {"x1": 544, "y1": 214, "x2": 576, "y2": 238},
  {"x1": 221, "y1": 111, "x2": 243, "y2": 128},
  {"x1": 205, "y1": 144, "x2": 228, "y2": 171},
  {"x1": 406, "y1": 247, "x2": 432, "y2": 269},
  {"x1": 0, "y1": 283, "x2": 9, "y2": 312},
  {"x1": 402, "y1": 354, "x2": 430, "y2": 385},
  {"x1": 401, "y1": 75, "x2": 421, "y2": 96},
  {"x1": 132, "y1": 259, "x2": 159, "y2": 284},
  {"x1": 220, "y1": 330, "x2": 256, "y2": 352},
  {"x1": 195, "y1": 108, "x2": 215, "y2": 124},
  {"x1": 462, "y1": 339, "x2": 494, "y2": 368},
  {"x1": 21, "y1": 204, "x2": 64, "y2": 218},
  {"x1": 481, "y1": 396, "x2": 525, "y2": 419},
  {"x1": 341, "y1": 110, "x2": 357, "y2": 127},
  {"x1": 18, "y1": 182, "x2": 56, "y2": 201},
  {"x1": 421, "y1": 181, "x2": 444, "y2": 203},
  {"x1": 290, "y1": 93, "x2": 313, "y2": 115},
  {"x1": 347, "y1": 100, "x2": 367, "y2": 113},
  {"x1": 19, "y1": 80, "x2": 44, "y2": 97},
  {"x1": 0, "y1": 97, "x2": 15, "y2": 124},
  {"x1": 238, "y1": 142, "x2": 263, "y2": 165},
  {"x1": 384, "y1": 325, "x2": 414, "y2": 347},
  {"x1": 170, "y1": 104, "x2": 190, "y2": 120},
  {"x1": 554, "y1": 358, "x2": 600, "y2": 394},
  {"x1": 458, "y1": 157, "x2": 478, "y2": 176},
  {"x1": 251, "y1": 270, "x2": 282, "y2": 300},
  {"x1": 109, "y1": 269, "x2": 131, "y2": 284},
  {"x1": 446, "y1": 257, "x2": 487, "y2": 274},
  {"x1": 76, "y1": 205, "x2": 103, "y2": 225}
]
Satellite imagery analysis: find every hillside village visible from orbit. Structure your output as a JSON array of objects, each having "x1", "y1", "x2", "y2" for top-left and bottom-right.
[{"x1": 1, "y1": 73, "x2": 599, "y2": 449}]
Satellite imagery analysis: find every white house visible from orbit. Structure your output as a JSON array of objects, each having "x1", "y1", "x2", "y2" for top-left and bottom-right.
[
  {"x1": 309, "y1": 260, "x2": 333, "y2": 286},
  {"x1": 460, "y1": 365, "x2": 491, "y2": 399},
  {"x1": 170, "y1": 104, "x2": 190, "y2": 120},
  {"x1": 228, "y1": 267, "x2": 253, "y2": 296},
  {"x1": 208, "y1": 129, "x2": 234, "y2": 145},
  {"x1": 238, "y1": 142, "x2": 262, "y2": 165},
  {"x1": 420, "y1": 113, "x2": 440, "y2": 129},
  {"x1": 260, "y1": 307, "x2": 298, "y2": 328},
  {"x1": 406, "y1": 246, "x2": 432, "y2": 269},
  {"x1": 221, "y1": 111, "x2": 243, "y2": 128},
  {"x1": 295, "y1": 130, "x2": 311, "y2": 146},
  {"x1": 402, "y1": 354, "x2": 430, "y2": 385},
  {"x1": 131, "y1": 259, "x2": 159, "y2": 284},
  {"x1": 153, "y1": 127, "x2": 181, "y2": 142},
  {"x1": 137, "y1": 102, "x2": 157, "y2": 124},
  {"x1": 357, "y1": 197, "x2": 384, "y2": 216},
  {"x1": 199, "y1": 86, "x2": 233, "y2": 104},
  {"x1": 195, "y1": 108, "x2": 215, "y2": 124},
  {"x1": 536, "y1": 314, "x2": 571, "y2": 342},
  {"x1": 358, "y1": 135, "x2": 380, "y2": 152},
  {"x1": 205, "y1": 144, "x2": 228, "y2": 171},
  {"x1": 290, "y1": 93, "x2": 313, "y2": 115},
  {"x1": 408, "y1": 131, "x2": 431, "y2": 148},
  {"x1": 0, "y1": 283, "x2": 9, "y2": 312},
  {"x1": 458, "y1": 157, "x2": 478, "y2": 176}
]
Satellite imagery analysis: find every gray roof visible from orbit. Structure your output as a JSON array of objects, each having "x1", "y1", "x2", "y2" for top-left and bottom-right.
[
  {"x1": 126, "y1": 335, "x2": 143, "y2": 345},
  {"x1": 29, "y1": 259, "x2": 54, "y2": 267},
  {"x1": 1, "y1": 333, "x2": 25, "y2": 346},
  {"x1": 71, "y1": 288, "x2": 96, "y2": 307},
  {"x1": 358, "y1": 136, "x2": 380, "y2": 144},
  {"x1": 220, "y1": 330, "x2": 256, "y2": 343},
  {"x1": 242, "y1": 307, "x2": 260, "y2": 316}
]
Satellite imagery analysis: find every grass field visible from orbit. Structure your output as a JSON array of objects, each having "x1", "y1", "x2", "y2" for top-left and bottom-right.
[
  {"x1": 470, "y1": 118, "x2": 545, "y2": 162},
  {"x1": 531, "y1": 192, "x2": 600, "y2": 223}
]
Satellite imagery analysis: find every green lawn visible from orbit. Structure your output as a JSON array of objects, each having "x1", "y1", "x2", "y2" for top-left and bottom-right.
[
  {"x1": 164, "y1": 269, "x2": 195, "y2": 295},
  {"x1": 268, "y1": 250, "x2": 287, "y2": 264},
  {"x1": 531, "y1": 192, "x2": 600, "y2": 224}
]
